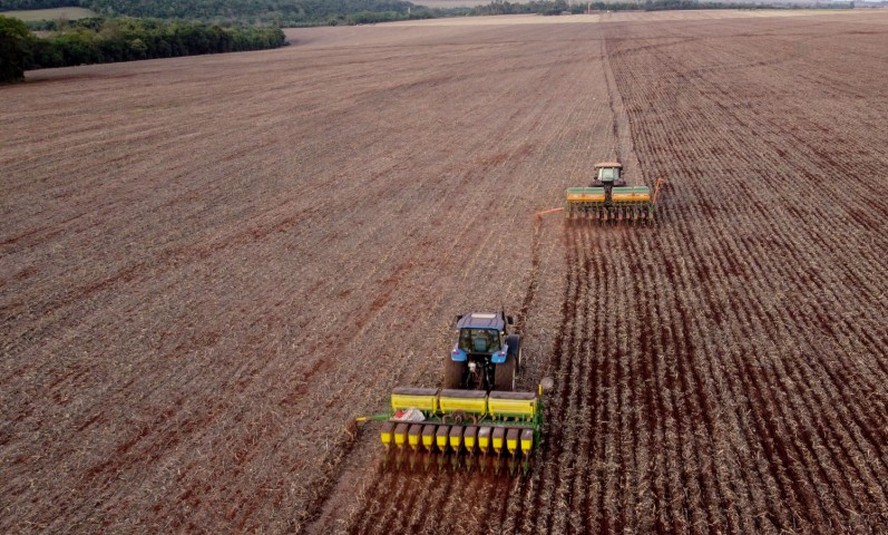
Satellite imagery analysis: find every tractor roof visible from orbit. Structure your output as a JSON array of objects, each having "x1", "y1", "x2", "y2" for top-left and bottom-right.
[
  {"x1": 457, "y1": 312, "x2": 505, "y2": 330},
  {"x1": 594, "y1": 161, "x2": 623, "y2": 168}
]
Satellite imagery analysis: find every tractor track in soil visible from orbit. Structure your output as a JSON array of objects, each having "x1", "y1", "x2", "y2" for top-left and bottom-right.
[
  {"x1": 338, "y1": 203, "x2": 579, "y2": 535},
  {"x1": 329, "y1": 204, "x2": 548, "y2": 535}
]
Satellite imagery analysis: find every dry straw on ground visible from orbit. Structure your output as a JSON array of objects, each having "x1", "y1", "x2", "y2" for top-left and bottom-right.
[{"x1": 1, "y1": 9, "x2": 886, "y2": 535}]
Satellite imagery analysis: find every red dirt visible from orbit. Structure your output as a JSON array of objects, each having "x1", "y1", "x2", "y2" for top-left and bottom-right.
[{"x1": 2, "y1": 10, "x2": 886, "y2": 535}]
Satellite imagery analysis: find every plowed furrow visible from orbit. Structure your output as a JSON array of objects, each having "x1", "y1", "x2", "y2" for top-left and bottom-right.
[
  {"x1": 401, "y1": 472, "x2": 455, "y2": 534},
  {"x1": 605, "y1": 18, "x2": 888, "y2": 532},
  {"x1": 524, "y1": 224, "x2": 584, "y2": 533}
]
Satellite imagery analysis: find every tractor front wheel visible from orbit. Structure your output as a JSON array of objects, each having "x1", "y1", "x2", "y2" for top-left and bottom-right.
[
  {"x1": 444, "y1": 359, "x2": 466, "y2": 389},
  {"x1": 494, "y1": 356, "x2": 516, "y2": 392}
]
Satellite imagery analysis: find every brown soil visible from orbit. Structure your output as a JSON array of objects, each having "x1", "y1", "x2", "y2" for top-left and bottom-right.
[{"x1": 2, "y1": 10, "x2": 886, "y2": 534}]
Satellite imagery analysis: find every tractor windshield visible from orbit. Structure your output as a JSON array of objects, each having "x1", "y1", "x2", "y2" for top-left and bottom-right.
[
  {"x1": 458, "y1": 329, "x2": 501, "y2": 353},
  {"x1": 599, "y1": 167, "x2": 619, "y2": 181}
]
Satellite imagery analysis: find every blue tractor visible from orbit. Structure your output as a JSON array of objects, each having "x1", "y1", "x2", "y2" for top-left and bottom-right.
[{"x1": 444, "y1": 311, "x2": 522, "y2": 391}]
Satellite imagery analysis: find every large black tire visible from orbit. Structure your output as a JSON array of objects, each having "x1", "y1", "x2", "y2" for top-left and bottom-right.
[
  {"x1": 444, "y1": 359, "x2": 466, "y2": 389},
  {"x1": 494, "y1": 356, "x2": 516, "y2": 392},
  {"x1": 505, "y1": 334, "x2": 521, "y2": 373}
]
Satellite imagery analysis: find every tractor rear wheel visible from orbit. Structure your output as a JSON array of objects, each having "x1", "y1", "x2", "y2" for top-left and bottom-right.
[
  {"x1": 444, "y1": 360, "x2": 466, "y2": 389},
  {"x1": 506, "y1": 335, "x2": 522, "y2": 372},
  {"x1": 494, "y1": 356, "x2": 516, "y2": 392}
]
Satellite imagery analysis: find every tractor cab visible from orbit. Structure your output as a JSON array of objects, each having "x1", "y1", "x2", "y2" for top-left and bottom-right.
[
  {"x1": 447, "y1": 312, "x2": 520, "y2": 391},
  {"x1": 454, "y1": 312, "x2": 507, "y2": 357},
  {"x1": 459, "y1": 328, "x2": 502, "y2": 354},
  {"x1": 593, "y1": 161, "x2": 624, "y2": 186}
]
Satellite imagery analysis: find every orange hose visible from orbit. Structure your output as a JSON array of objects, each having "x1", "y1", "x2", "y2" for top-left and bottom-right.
[
  {"x1": 652, "y1": 177, "x2": 665, "y2": 206},
  {"x1": 535, "y1": 207, "x2": 564, "y2": 218}
]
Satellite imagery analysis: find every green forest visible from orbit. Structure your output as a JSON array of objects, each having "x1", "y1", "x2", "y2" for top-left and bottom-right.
[
  {"x1": 0, "y1": 0, "x2": 429, "y2": 26},
  {"x1": 0, "y1": 14, "x2": 285, "y2": 82}
]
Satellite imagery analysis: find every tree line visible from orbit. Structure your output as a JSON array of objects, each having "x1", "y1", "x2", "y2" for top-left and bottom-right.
[
  {"x1": 0, "y1": 14, "x2": 285, "y2": 82},
  {"x1": 3, "y1": 0, "x2": 856, "y2": 82},
  {"x1": 3, "y1": 0, "x2": 855, "y2": 27},
  {"x1": 0, "y1": 0, "x2": 432, "y2": 26},
  {"x1": 468, "y1": 0, "x2": 852, "y2": 15}
]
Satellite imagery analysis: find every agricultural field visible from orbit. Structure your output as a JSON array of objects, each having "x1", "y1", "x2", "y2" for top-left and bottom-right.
[
  {"x1": 0, "y1": 7, "x2": 97, "y2": 21},
  {"x1": 411, "y1": 0, "x2": 490, "y2": 8},
  {"x1": 2, "y1": 9, "x2": 887, "y2": 535}
]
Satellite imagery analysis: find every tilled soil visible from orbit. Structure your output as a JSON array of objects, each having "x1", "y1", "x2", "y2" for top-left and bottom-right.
[{"x1": 1, "y1": 10, "x2": 886, "y2": 535}]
